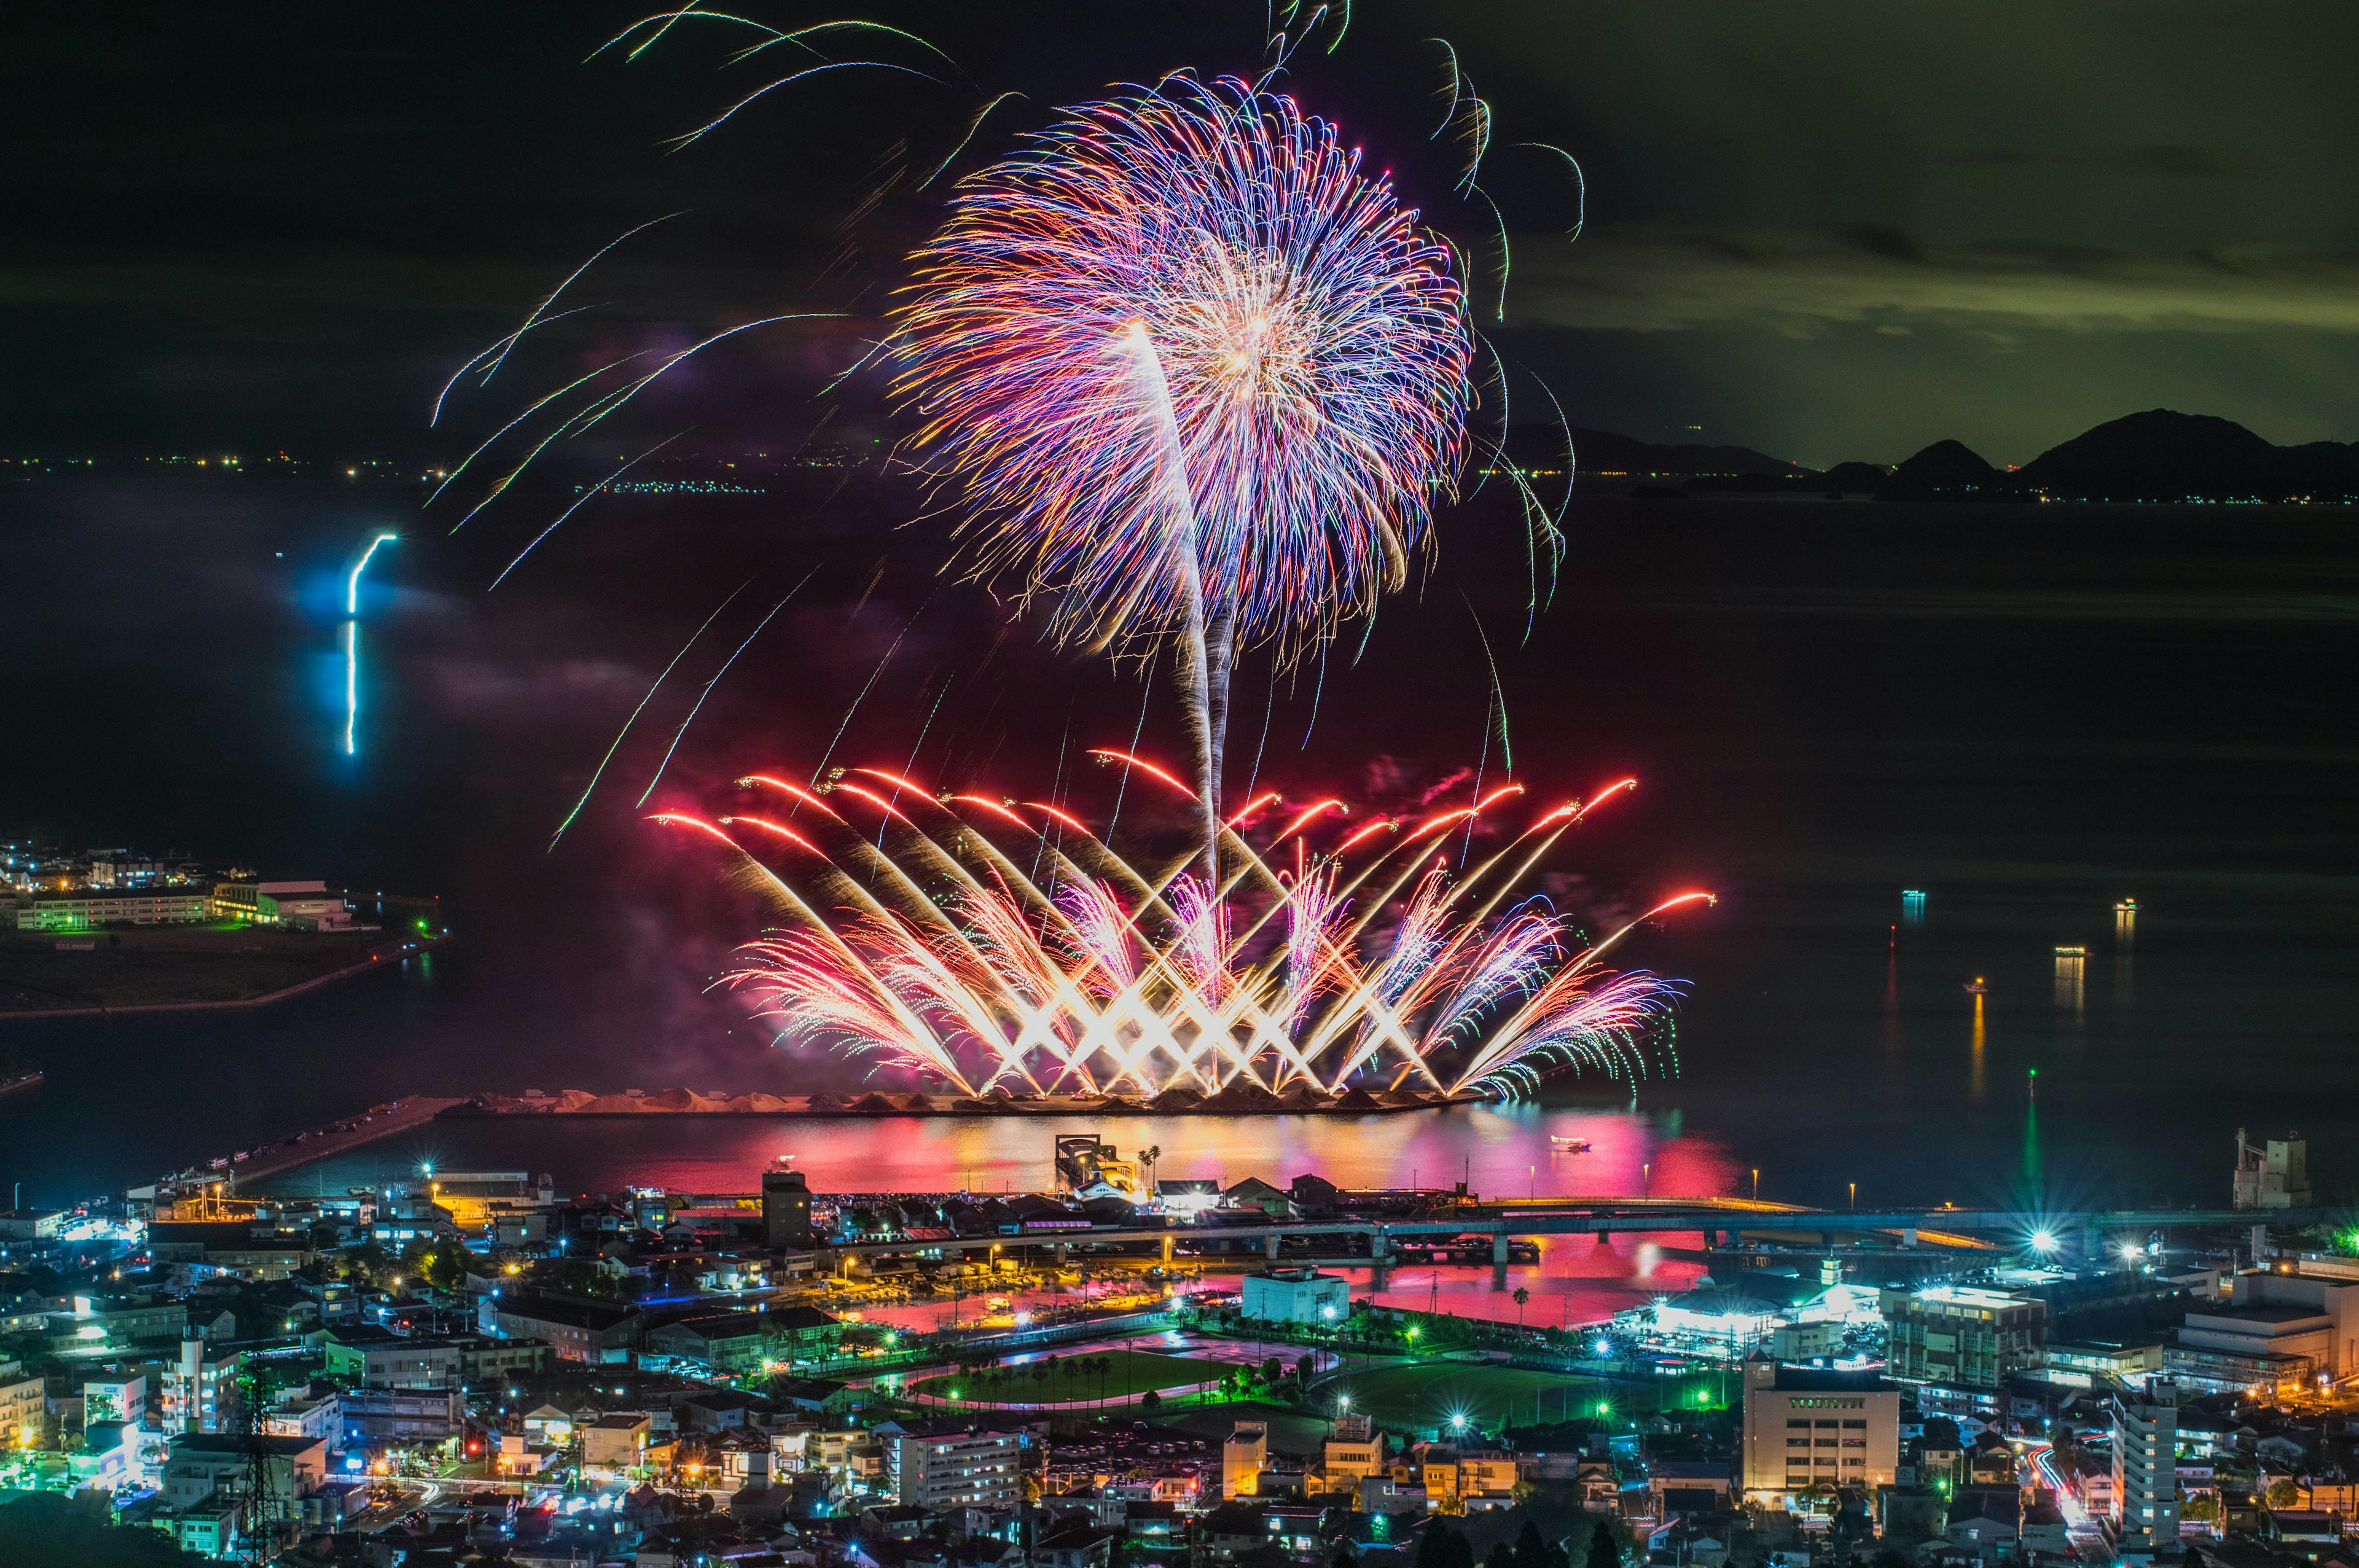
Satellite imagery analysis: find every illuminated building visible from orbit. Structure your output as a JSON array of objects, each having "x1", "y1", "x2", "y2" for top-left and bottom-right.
[
  {"x1": 2109, "y1": 1383, "x2": 2182, "y2": 1559},
  {"x1": 0, "y1": 1361, "x2": 43, "y2": 1446},
  {"x1": 206, "y1": 879, "x2": 359, "y2": 930},
  {"x1": 1740, "y1": 1363, "x2": 1899, "y2": 1499},
  {"x1": 1879, "y1": 1285, "x2": 2048, "y2": 1389},
  {"x1": 890, "y1": 1424, "x2": 1023, "y2": 1508},
  {"x1": 2232, "y1": 1129, "x2": 2310, "y2": 1209},
  {"x1": 1223, "y1": 1421, "x2": 1268, "y2": 1498},
  {"x1": 1240, "y1": 1266, "x2": 1350, "y2": 1324},
  {"x1": 2166, "y1": 1257, "x2": 2359, "y2": 1393},
  {"x1": 10, "y1": 888, "x2": 205, "y2": 929}
]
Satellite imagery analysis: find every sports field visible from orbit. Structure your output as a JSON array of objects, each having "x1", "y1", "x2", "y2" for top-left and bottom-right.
[
  {"x1": 908, "y1": 1348, "x2": 1227, "y2": 1406},
  {"x1": 1323, "y1": 1362, "x2": 1608, "y2": 1436}
]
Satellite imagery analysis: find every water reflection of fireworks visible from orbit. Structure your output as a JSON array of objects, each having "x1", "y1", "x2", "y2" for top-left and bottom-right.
[{"x1": 657, "y1": 755, "x2": 1708, "y2": 1102}]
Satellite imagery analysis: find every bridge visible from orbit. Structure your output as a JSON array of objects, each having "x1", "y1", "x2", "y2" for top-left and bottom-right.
[{"x1": 824, "y1": 1195, "x2": 2330, "y2": 1290}]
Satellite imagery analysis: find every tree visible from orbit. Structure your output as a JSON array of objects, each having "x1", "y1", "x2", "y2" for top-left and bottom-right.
[
  {"x1": 1582, "y1": 1521, "x2": 1622, "y2": 1568},
  {"x1": 1141, "y1": 1390, "x2": 1162, "y2": 1413},
  {"x1": 1511, "y1": 1520, "x2": 1551, "y2": 1568},
  {"x1": 1417, "y1": 1525, "x2": 1474, "y2": 1568},
  {"x1": 0, "y1": 1494, "x2": 206, "y2": 1566},
  {"x1": 1486, "y1": 1544, "x2": 1517, "y2": 1568},
  {"x1": 2266, "y1": 1478, "x2": 2303, "y2": 1509},
  {"x1": 335, "y1": 1241, "x2": 394, "y2": 1287},
  {"x1": 1513, "y1": 1287, "x2": 1530, "y2": 1328},
  {"x1": 2182, "y1": 1494, "x2": 2220, "y2": 1523}
]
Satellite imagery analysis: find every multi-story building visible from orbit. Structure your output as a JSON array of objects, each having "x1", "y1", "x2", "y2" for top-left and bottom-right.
[
  {"x1": 2168, "y1": 1257, "x2": 2359, "y2": 1395},
  {"x1": 764, "y1": 1169, "x2": 814, "y2": 1247},
  {"x1": 340, "y1": 1388, "x2": 463, "y2": 1448},
  {"x1": 1740, "y1": 1362, "x2": 1901, "y2": 1499},
  {"x1": 2110, "y1": 1383, "x2": 2183, "y2": 1559},
  {"x1": 1240, "y1": 1267, "x2": 1351, "y2": 1324},
  {"x1": 1880, "y1": 1285, "x2": 2048, "y2": 1389},
  {"x1": 323, "y1": 1328, "x2": 463, "y2": 1390},
  {"x1": 2233, "y1": 1132, "x2": 2310, "y2": 1209},
  {"x1": 162, "y1": 1333, "x2": 244, "y2": 1433},
  {"x1": 890, "y1": 1424, "x2": 1024, "y2": 1509},
  {"x1": 1313, "y1": 1417, "x2": 1385, "y2": 1496},
  {"x1": 206, "y1": 879, "x2": 356, "y2": 930},
  {"x1": 0, "y1": 1362, "x2": 45, "y2": 1445},
  {"x1": 1224, "y1": 1421, "x2": 1268, "y2": 1499},
  {"x1": 158, "y1": 1433, "x2": 327, "y2": 1536},
  {"x1": 9, "y1": 889, "x2": 206, "y2": 929}
]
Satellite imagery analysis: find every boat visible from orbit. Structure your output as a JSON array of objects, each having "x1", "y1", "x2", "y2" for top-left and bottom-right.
[
  {"x1": 0, "y1": 1071, "x2": 44, "y2": 1101},
  {"x1": 1549, "y1": 1135, "x2": 1591, "y2": 1152},
  {"x1": 1963, "y1": 977, "x2": 1989, "y2": 994}
]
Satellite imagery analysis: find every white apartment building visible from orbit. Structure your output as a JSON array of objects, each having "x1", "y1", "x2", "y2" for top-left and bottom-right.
[
  {"x1": 890, "y1": 1426, "x2": 1023, "y2": 1509},
  {"x1": 2110, "y1": 1382, "x2": 2183, "y2": 1559}
]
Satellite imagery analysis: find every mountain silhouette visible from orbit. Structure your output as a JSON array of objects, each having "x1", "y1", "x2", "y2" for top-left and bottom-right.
[
  {"x1": 1551, "y1": 410, "x2": 2359, "y2": 502},
  {"x1": 1506, "y1": 423, "x2": 1803, "y2": 478},
  {"x1": 1877, "y1": 439, "x2": 2000, "y2": 501}
]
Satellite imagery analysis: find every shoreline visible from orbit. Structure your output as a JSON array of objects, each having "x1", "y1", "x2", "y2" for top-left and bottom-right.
[
  {"x1": 442, "y1": 1086, "x2": 1482, "y2": 1119},
  {"x1": 0, "y1": 933, "x2": 453, "y2": 1021}
]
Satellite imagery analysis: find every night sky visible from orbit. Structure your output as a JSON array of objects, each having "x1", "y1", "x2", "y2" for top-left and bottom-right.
[{"x1": 7, "y1": 1, "x2": 2358, "y2": 467}]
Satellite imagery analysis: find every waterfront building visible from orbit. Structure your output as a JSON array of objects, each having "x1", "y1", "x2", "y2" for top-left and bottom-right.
[
  {"x1": 2110, "y1": 1381, "x2": 2183, "y2": 1560},
  {"x1": 1740, "y1": 1362, "x2": 1900, "y2": 1499},
  {"x1": 888, "y1": 1424, "x2": 1023, "y2": 1509},
  {"x1": 1880, "y1": 1284, "x2": 2048, "y2": 1388},
  {"x1": 1240, "y1": 1266, "x2": 1350, "y2": 1324},
  {"x1": 2232, "y1": 1131, "x2": 2310, "y2": 1210},
  {"x1": 763, "y1": 1168, "x2": 814, "y2": 1247},
  {"x1": 206, "y1": 878, "x2": 358, "y2": 930},
  {"x1": 9, "y1": 887, "x2": 206, "y2": 929}
]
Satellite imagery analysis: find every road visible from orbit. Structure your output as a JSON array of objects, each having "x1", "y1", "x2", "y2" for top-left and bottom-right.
[{"x1": 2021, "y1": 1438, "x2": 2113, "y2": 1563}]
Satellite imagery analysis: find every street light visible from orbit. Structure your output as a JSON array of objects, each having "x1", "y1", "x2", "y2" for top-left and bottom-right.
[{"x1": 2030, "y1": 1230, "x2": 2058, "y2": 1255}]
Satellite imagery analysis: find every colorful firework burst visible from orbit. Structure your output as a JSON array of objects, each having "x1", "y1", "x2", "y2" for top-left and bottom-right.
[
  {"x1": 655, "y1": 758, "x2": 1705, "y2": 1101},
  {"x1": 893, "y1": 72, "x2": 1472, "y2": 659}
]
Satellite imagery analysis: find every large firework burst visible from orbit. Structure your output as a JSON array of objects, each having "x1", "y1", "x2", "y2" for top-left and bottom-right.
[
  {"x1": 893, "y1": 72, "x2": 1471, "y2": 658},
  {"x1": 891, "y1": 74, "x2": 1474, "y2": 875},
  {"x1": 657, "y1": 758, "x2": 1706, "y2": 1102}
]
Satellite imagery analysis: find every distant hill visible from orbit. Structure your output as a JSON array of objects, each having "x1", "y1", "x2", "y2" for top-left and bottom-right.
[
  {"x1": 1877, "y1": 439, "x2": 1999, "y2": 501},
  {"x1": 1513, "y1": 410, "x2": 2359, "y2": 502},
  {"x1": 1507, "y1": 423, "x2": 1805, "y2": 478},
  {"x1": 2013, "y1": 409, "x2": 2359, "y2": 502}
]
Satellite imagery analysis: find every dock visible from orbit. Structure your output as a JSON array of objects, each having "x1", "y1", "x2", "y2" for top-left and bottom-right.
[{"x1": 185, "y1": 1094, "x2": 468, "y2": 1190}]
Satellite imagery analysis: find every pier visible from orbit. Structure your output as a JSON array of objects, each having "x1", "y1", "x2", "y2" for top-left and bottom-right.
[{"x1": 168, "y1": 1094, "x2": 468, "y2": 1193}]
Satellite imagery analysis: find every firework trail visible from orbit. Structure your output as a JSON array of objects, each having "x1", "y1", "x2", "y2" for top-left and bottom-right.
[
  {"x1": 657, "y1": 755, "x2": 1705, "y2": 1101},
  {"x1": 892, "y1": 73, "x2": 1473, "y2": 883}
]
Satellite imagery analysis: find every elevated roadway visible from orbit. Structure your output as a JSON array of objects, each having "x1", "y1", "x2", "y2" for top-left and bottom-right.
[{"x1": 826, "y1": 1195, "x2": 2328, "y2": 1289}]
